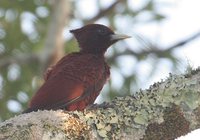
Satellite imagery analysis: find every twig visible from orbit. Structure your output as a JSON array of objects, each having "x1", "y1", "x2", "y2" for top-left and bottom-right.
[
  {"x1": 84, "y1": 0, "x2": 125, "y2": 24},
  {"x1": 0, "y1": 53, "x2": 39, "y2": 68},
  {"x1": 108, "y1": 31, "x2": 200, "y2": 62},
  {"x1": 166, "y1": 31, "x2": 200, "y2": 50}
]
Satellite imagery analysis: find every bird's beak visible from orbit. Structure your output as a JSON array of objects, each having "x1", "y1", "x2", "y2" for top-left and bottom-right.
[{"x1": 110, "y1": 34, "x2": 131, "y2": 41}]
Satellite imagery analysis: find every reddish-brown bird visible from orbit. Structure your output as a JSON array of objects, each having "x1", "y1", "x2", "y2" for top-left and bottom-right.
[{"x1": 23, "y1": 24, "x2": 130, "y2": 113}]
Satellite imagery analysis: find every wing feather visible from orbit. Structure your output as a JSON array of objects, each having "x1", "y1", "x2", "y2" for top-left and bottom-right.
[{"x1": 23, "y1": 53, "x2": 110, "y2": 113}]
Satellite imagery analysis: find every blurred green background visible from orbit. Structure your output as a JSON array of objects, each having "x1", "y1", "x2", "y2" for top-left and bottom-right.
[{"x1": 0, "y1": 0, "x2": 200, "y2": 121}]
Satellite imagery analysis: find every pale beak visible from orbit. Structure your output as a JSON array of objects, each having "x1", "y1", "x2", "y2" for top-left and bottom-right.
[{"x1": 110, "y1": 34, "x2": 131, "y2": 41}]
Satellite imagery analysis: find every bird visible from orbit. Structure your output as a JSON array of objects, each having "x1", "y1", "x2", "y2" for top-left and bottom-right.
[{"x1": 23, "y1": 24, "x2": 130, "y2": 113}]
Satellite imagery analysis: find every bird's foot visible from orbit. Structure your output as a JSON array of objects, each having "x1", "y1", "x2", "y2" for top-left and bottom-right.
[{"x1": 86, "y1": 102, "x2": 114, "y2": 110}]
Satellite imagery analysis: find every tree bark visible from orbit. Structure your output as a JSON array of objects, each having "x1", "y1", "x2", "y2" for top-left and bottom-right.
[
  {"x1": 1, "y1": 68, "x2": 200, "y2": 140},
  {"x1": 41, "y1": 0, "x2": 71, "y2": 70}
]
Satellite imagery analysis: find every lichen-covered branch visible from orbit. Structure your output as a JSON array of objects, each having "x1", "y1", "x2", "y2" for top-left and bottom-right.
[{"x1": 1, "y1": 68, "x2": 200, "y2": 140}]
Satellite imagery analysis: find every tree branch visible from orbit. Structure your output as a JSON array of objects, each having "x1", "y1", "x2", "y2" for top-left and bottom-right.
[
  {"x1": 108, "y1": 30, "x2": 200, "y2": 62},
  {"x1": 0, "y1": 0, "x2": 73, "y2": 71},
  {"x1": 0, "y1": 53, "x2": 39, "y2": 68},
  {"x1": 166, "y1": 30, "x2": 200, "y2": 50},
  {"x1": 41, "y1": 0, "x2": 71, "y2": 69},
  {"x1": 1, "y1": 68, "x2": 200, "y2": 139},
  {"x1": 84, "y1": 0, "x2": 125, "y2": 24}
]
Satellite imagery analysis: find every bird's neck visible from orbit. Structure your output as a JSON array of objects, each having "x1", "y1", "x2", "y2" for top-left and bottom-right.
[{"x1": 79, "y1": 47, "x2": 106, "y2": 56}]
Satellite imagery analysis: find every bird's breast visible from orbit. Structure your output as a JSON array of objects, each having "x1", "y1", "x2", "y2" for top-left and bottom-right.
[{"x1": 69, "y1": 58, "x2": 108, "y2": 87}]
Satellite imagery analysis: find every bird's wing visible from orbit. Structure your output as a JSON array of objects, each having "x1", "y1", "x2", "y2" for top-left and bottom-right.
[
  {"x1": 29, "y1": 72, "x2": 85, "y2": 109},
  {"x1": 46, "y1": 77, "x2": 105, "y2": 110},
  {"x1": 44, "y1": 65, "x2": 54, "y2": 81},
  {"x1": 43, "y1": 53, "x2": 76, "y2": 81},
  {"x1": 23, "y1": 53, "x2": 109, "y2": 113},
  {"x1": 23, "y1": 78, "x2": 103, "y2": 113},
  {"x1": 27, "y1": 69, "x2": 106, "y2": 112}
]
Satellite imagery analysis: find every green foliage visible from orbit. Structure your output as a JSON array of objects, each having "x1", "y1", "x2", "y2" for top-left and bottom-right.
[{"x1": 0, "y1": 0, "x2": 51, "y2": 121}]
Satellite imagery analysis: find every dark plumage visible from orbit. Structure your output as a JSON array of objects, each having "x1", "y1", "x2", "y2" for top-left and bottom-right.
[{"x1": 23, "y1": 24, "x2": 130, "y2": 113}]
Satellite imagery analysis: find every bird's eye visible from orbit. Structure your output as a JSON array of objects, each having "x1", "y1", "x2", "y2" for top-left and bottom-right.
[{"x1": 97, "y1": 29, "x2": 107, "y2": 35}]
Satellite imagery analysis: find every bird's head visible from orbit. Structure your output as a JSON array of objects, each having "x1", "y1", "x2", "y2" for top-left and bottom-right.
[{"x1": 70, "y1": 24, "x2": 130, "y2": 54}]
